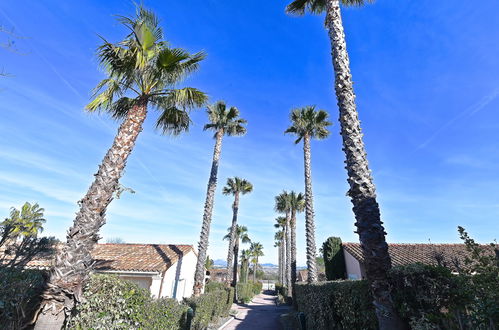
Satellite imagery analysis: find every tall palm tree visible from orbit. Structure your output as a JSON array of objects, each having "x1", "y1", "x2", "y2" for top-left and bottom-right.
[
  {"x1": 224, "y1": 225, "x2": 251, "y2": 301},
  {"x1": 222, "y1": 177, "x2": 253, "y2": 286},
  {"x1": 275, "y1": 192, "x2": 292, "y2": 297},
  {"x1": 193, "y1": 102, "x2": 247, "y2": 296},
  {"x1": 240, "y1": 249, "x2": 252, "y2": 283},
  {"x1": 35, "y1": 7, "x2": 206, "y2": 329},
  {"x1": 285, "y1": 106, "x2": 331, "y2": 283},
  {"x1": 274, "y1": 230, "x2": 285, "y2": 285},
  {"x1": 274, "y1": 217, "x2": 287, "y2": 285},
  {"x1": 286, "y1": 1, "x2": 404, "y2": 328},
  {"x1": 249, "y1": 242, "x2": 264, "y2": 282},
  {"x1": 288, "y1": 191, "x2": 305, "y2": 296}
]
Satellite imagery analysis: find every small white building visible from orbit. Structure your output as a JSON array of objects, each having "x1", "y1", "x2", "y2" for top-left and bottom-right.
[{"x1": 92, "y1": 243, "x2": 198, "y2": 300}]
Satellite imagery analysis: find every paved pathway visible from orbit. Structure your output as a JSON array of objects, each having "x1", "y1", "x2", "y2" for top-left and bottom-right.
[{"x1": 223, "y1": 291, "x2": 290, "y2": 330}]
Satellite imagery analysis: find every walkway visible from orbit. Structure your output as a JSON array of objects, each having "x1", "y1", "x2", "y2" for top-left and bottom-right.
[{"x1": 223, "y1": 290, "x2": 290, "y2": 330}]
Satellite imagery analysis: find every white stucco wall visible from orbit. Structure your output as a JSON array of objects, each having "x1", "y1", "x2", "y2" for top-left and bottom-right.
[
  {"x1": 119, "y1": 275, "x2": 152, "y2": 290},
  {"x1": 344, "y1": 250, "x2": 363, "y2": 280},
  {"x1": 159, "y1": 250, "x2": 197, "y2": 300}
]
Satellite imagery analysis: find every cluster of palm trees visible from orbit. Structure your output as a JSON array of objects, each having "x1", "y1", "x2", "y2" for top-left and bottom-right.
[
  {"x1": 34, "y1": 0, "x2": 404, "y2": 328},
  {"x1": 273, "y1": 106, "x2": 331, "y2": 301}
]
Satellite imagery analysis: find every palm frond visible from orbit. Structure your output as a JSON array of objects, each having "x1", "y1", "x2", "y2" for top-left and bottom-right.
[{"x1": 155, "y1": 106, "x2": 191, "y2": 135}]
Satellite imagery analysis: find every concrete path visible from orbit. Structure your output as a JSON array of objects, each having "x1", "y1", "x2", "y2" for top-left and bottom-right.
[{"x1": 223, "y1": 291, "x2": 290, "y2": 330}]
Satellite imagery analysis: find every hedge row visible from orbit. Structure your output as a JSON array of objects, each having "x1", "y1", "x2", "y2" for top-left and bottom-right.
[
  {"x1": 295, "y1": 263, "x2": 499, "y2": 330},
  {"x1": 68, "y1": 274, "x2": 189, "y2": 329},
  {"x1": 0, "y1": 268, "x2": 47, "y2": 330},
  {"x1": 236, "y1": 281, "x2": 262, "y2": 303},
  {"x1": 185, "y1": 286, "x2": 234, "y2": 330},
  {"x1": 295, "y1": 279, "x2": 377, "y2": 330}
]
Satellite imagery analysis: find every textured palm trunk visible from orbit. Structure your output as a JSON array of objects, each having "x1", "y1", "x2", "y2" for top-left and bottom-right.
[
  {"x1": 193, "y1": 129, "x2": 224, "y2": 296},
  {"x1": 34, "y1": 99, "x2": 148, "y2": 329},
  {"x1": 278, "y1": 244, "x2": 282, "y2": 285},
  {"x1": 325, "y1": 1, "x2": 404, "y2": 328},
  {"x1": 285, "y1": 212, "x2": 292, "y2": 298},
  {"x1": 303, "y1": 134, "x2": 317, "y2": 283},
  {"x1": 232, "y1": 238, "x2": 239, "y2": 301},
  {"x1": 226, "y1": 192, "x2": 240, "y2": 286},
  {"x1": 252, "y1": 258, "x2": 257, "y2": 282},
  {"x1": 281, "y1": 239, "x2": 285, "y2": 284},
  {"x1": 291, "y1": 210, "x2": 297, "y2": 298}
]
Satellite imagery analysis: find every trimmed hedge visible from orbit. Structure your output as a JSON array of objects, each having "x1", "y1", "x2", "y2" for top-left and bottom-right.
[
  {"x1": 0, "y1": 267, "x2": 47, "y2": 330},
  {"x1": 204, "y1": 281, "x2": 227, "y2": 293},
  {"x1": 236, "y1": 281, "x2": 262, "y2": 303},
  {"x1": 185, "y1": 286, "x2": 234, "y2": 330},
  {"x1": 68, "y1": 274, "x2": 189, "y2": 329},
  {"x1": 295, "y1": 280, "x2": 377, "y2": 330},
  {"x1": 295, "y1": 263, "x2": 499, "y2": 330}
]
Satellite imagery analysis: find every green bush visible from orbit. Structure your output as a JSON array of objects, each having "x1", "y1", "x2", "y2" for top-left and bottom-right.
[
  {"x1": 204, "y1": 281, "x2": 227, "y2": 293},
  {"x1": 0, "y1": 267, "x2": 46, "y2": 330},
  {"x1": 295, "y1": 280, "x2": 377, "y2": 330},
  {"x1": 322, "y1": 237, "x2": 346, "y2": 280},
  {"x1": 389, "y1": 263, "x2": 470, "y2": 329},
  {"x1": 68, "y1": 274, "x2": 188, "y2": 330},
  {"x1": 236, "y1": 281, "x2": 261, "y2": 303},
  {"x1": 185, "y1": 287, "x2": 234, "y2": 330}
]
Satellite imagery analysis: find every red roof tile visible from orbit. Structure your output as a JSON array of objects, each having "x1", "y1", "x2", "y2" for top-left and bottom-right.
[{"x1": 343, "y1": 242, "x2": 494, "y2": 271}]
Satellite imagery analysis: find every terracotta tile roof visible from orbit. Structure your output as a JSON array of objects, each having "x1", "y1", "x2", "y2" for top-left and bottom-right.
[
  {"x1": 343, "y1": 242, "x2": 494, "y2": 271},
  {"x1": 2, "y1": 243, "x2": 195, "y2": 273},
  {"x1": 93, "y1": 244, "x2": 194, "y2": 273}
]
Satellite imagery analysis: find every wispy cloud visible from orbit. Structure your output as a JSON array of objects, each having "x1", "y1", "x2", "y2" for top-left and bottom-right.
[{"x1": 417, "y1": 88, "x2": 499, "y2": 149}]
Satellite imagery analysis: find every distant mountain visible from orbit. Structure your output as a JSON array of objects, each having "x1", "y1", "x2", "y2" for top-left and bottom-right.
[
  {"x1": 213, "y1": 259, "x2": 227, "y2": 267},
  {"x1": 261, "y1": 263, "x2": 277, "y2": 268}
]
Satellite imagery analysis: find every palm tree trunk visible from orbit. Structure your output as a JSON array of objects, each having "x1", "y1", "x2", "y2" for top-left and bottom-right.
[
  {"x1": 226, "y1": 192, "x2": 240, "y2": 286},
  {"x1": 34, "y1": 99, "x2": 148, "y2": 329},
  {"x1": 291, "y1": 210, "x2": 297, "y2": 298},
  {"x1": 325, "y1": 1, "x2": 404, "y2": 328},
  {"x1": 285, "y1": 212, "x2": 292, "y2": 298},
  {"x1": 193, "y1": 128, "x2": 224, "y2": 296},
  {"x1": 303, "y1": 134, "x2": 317, "y2": 283},
  {"x1": 252, "y1": 259, "x2": 257, "y2": 282},
  {"x1": 278, "y1": 243, "x2": 282, "y2": 284},
  {"x1": 232, "y1": 238, "x2": 239, "y2": 301}
]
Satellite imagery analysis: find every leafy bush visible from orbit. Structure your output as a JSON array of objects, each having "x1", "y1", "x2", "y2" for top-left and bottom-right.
[
  {"x1": 185, "y1": 287, "x2": 234, "y2": 330},
  {"x1": 204, "y1": 281, "x2": 227, "y2": 293},
  {"x1": 236, "y1": 281, "x2": 262, "y2": 303},
  {"x1": 389, "y1": 263, "x2": 470, "y2": 329},
  {"x1": 321, "y1": 237, "x2": 346, "y2": 280},
  {"x1": 295, "y1": 280, "x2": 377, "y2": 330},
  {"x1": 68, "y1": 274, "x2": 188, "y2": 330},
  {"x1": 0, "y1": 267, "x2": 46, "y2": 330}
]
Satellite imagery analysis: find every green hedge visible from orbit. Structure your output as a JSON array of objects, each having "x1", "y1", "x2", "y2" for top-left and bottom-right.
[
  {"x1": 295, "y1": 263, "x2": 498, "y2": 330},
  {"x1": 185, "y1": 286, "x2": 234, "y2": 330},
  {"x1": 68, "y1": 274, "x2": 189, "y2": 330},
  {"x1": 0, "y1": 267, "x2": 47, "y2": 330},
  {"x1": 236, "y1": 281, "x2": 262, "y2": 303},
  {"x1": 204, "y1": 281, "x2": 227, "y2": 293},
  {"x1": 295, "y1": 280, "x2": 377, "y2": 330}
]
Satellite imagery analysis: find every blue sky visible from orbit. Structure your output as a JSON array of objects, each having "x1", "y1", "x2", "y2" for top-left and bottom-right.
[{"x1": 1, "y1": 0, "x2": 498, "y2": 266}]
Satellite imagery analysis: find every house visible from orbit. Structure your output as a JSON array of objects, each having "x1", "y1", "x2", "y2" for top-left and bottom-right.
[
  {"x1": 342, "y1": 242, "x2": 492, "y2": 280},
  {"x1": 2, "y1": 243, "x2": 198, "y2": 300},
  {"x1": 297, "y1": 269, "x2": 307, "y2": 282},
  {"x1": 208, "y1": 268, "x2": 229, "y2": 282}
]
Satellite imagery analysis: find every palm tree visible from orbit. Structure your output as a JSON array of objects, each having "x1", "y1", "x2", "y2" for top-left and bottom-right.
[
  {"x1": 285, "y1": 106, "x2": 331, "y2": 283},
  {"x1": 34, "y1": 7, "x2": 207, "y2": 329},
  {"x1": 240, "y1": 249, "x2": 252, "y2": 283},
  {"x1": 286, "y1": 1, "x2": 404, "y2": 328},
  {"x1": 274, "y1": 217, "x2": 287, "y2": 285},
  {"x1": 1, "y1": 202, "x2": 45, "y2": 245},
  {"x1": 274, "y1": 230, "x2": 285, "y2": 285},
  {"x1": 224, "y1": 225, "x2": 251, "y2": 301},
  {"x1": 249, "y1": 242, "x2": 264, "y2": 282},
  {"x1": 275, "y1": 192, "x2": 293, "y2": 297},
  {"x1": 193, "y1": 101, "x2": 247, "y2": 296},
  {"x1": 288, "y1": 191, "x2": 305, "y2": 296},
  {"x1": 222, "y1": 177, "x2": 253, "y2": 286}
]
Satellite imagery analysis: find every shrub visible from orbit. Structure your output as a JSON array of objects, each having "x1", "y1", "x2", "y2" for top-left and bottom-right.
[
  {"x1": 295, "y1": 280, "x2": 377, "y2": 330},
  {"x1": 389, "y1": 263, "x2": 470, "y2": 329},
  {"x1": 185, "y1": 287, "x2": 234, "y2": 330},
  {"x1": 322, "y1": 237, "x2": 345, "y2": 280},
  {"x1": 68, "y1": 274, "x2": 188, "y2": 330},
  {"x1": 204, "y1": 281, "x2": 227, "y2": 293},
  {"x1": 0, "y1": 267, "x2": 46, "y2": 330},
  {"x1": 236, "y1": 281, "x2": 261, "y2": 303}
]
